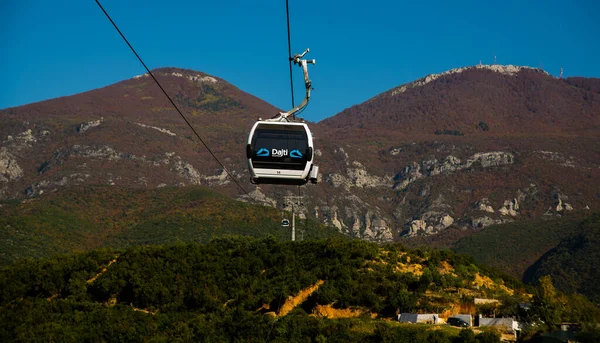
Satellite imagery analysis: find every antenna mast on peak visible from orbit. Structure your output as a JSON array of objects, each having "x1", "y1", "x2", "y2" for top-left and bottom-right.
[
  {"x1": 494, "y1": 52, "x2": 497, "y2": 65},
  {"x1": 560, "y1": 67, "x2": 563, "y2": 79}
]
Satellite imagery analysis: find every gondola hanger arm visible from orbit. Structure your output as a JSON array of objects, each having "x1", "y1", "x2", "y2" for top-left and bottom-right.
[{"x1": 267, "y1": 48, "x2": 315, "y2": 122}]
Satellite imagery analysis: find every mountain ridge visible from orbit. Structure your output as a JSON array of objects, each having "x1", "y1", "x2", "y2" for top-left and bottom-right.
[
  {"x1": 320, "y1": 64, "x2": 600, "y2": 135},
  {"x1": 1, "y1": 63, "x2": 599, "y2": 244}
]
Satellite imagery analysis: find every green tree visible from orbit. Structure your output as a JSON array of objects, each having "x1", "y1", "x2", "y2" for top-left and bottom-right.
[
  {"x1": 533, "y1": 275, "x2": 564, "y2": 325},
  {"x1": 454, "y1": 329, "x2": 476, "y2": 343}
]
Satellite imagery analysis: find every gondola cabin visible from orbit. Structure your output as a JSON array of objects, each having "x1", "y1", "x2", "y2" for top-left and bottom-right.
[
  {"x1": 281, "y1": 219, "x2": 290, "y2": 227},
  {"x1": 247, "y1": 121, "x2": 317, "y2": 185}
]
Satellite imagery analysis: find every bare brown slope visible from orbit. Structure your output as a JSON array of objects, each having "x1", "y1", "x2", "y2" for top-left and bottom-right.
[{"x1": 318, "y1": 67, "x2": 600, "y2": 135}]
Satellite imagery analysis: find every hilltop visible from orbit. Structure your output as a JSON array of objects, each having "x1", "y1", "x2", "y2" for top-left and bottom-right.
[{"x1": 319, "y1": 64, "x2": 600, "y2": 135}]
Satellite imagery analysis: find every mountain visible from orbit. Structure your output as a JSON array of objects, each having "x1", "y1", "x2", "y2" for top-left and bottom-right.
[
  {"x1": 1, "y1": 64, "x2": 600, "y2": 248},
  {"x1": 312, "y1": 65, "x2": 600, "y2": 240},
  {"x1": 0, "y1": 67, "x2": 279, "y2": 200},
  {"x1": 319, "y1": 65, "x2": 600, "y2": 135}
]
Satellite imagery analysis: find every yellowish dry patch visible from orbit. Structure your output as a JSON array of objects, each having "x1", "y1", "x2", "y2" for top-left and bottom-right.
[
  {"x1": 312, "y1": 304, "x2": 376, "y2": 319},
  {"x1": 256, "y1": 303, "x2": 270, "y2": 312},
  {"x1": 498, "y1": 284, "x2": 514, "y2": 296},
  {"x1": 438, "y1": 261, "x2": 456, "y2": 276},
  {"x1": 394, "y1": 263, "x2": 423, "y2": 276},
  {"x1": 473, "y1": 273, "x2": 495, "y2": 289},
  {"x1": 140, "y1": 96, "x2": 153, "y2": 100},
  {"x1": 223, "y1": 299, "x2": 234, "y2": 308},
  {"x1": 132, "y1": 306, "x2": 157, "y2": 315},
  {"x1": 87, "y1": 256, "x2": 119, "y2": 284},
  {"x1": 106, "y1": 295, "x2": 117, "y2": 307},
  {"x1": 278, "y1": 280, "x2": 324, "y2": 317},
  {"x1": 370, "y1": 251, "x2": 423, "y2": 276},
  {"x1": 473, "y1": 273, "x2": 515, "y2": 296}
]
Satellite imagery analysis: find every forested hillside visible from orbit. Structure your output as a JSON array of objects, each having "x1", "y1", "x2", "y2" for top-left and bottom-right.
[
  {"x1": 1, "y1": 237, "x2": 598, "y2": 341},
  {"x1": 453, "y1": 213, "x2": 600, "y2": 304},
  {"x1": 0, "y1": 185, "x2": 341, "y2": 266},
  {"x1": 523, "y1": 217, "x2": 600, "y2": 304}
]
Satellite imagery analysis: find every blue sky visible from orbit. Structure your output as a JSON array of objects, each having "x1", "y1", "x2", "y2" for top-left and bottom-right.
[{"x1": 1, "y1": 0, "x2": 599, "y2": 122}]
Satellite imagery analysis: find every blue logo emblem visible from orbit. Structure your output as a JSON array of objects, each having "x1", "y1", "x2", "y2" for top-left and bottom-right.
[
  {"x1": 256, "y1": 148, "x2": 270, "y2": 157},
  {"x1": 290, "y1": 150, "x2": 303, "y2": 158}
]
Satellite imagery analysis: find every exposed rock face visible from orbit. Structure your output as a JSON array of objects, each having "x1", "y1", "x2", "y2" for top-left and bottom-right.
[
  {"x1": 173, "y1": 160, "x2": 197, "y2": 182},
  {"x1": 475, "y1": 198, "x2": 495, "y2": 213},
  {"x1": 556, "y1": 197, "x2": 573, "y2": 212},
  {"x1": 135, "y1": 122, "x2": 176, "y2": 136},
  {"x1": 318, "y1": 198, "x2": 393, "y2": 242},
  {"x1": 202, "y1": 169, "x2": 231, "y2": 186},
  {"x1": 499, "y1": 199, "x2": 519, "y2": 217},
  {"x1": 402, "y1": 194, "x2": 455, "y2": 237},
  {"x1": 406, "y1": 219, "x2": 428, "y2": 236},
  {"x1": 133, "y1": 71, "x2": 218, "y2": 84},
  {"x1": 237, "y1": 187, "x2": 276, "y2": 207},
  {"x1": 394, "y1": 152, "x2": 514, "y2": 189},
  {"x1": 471, "y1": 216, "x2": 512, "y2": 228},
  {"x1": 326, "y1": 161, "x2": 392, "y2": 190},
  {"x1": 5, "y1": 129, "x2": 37, "y2": 151},
  {"x1": 362, "y1": 211, "x2": 394, "y2": 242},
  {"x1": 78, "y1": 118, "x2": 103, "y2": 133},
  {"x1": 0, "y1": 148, "x2": 24, "y2": 182}
]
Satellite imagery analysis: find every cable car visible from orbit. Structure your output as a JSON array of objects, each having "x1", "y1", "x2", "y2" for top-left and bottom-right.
[
  {"x1": 247, "y1": 121, "x2": 317, "y2": 185},
  {"x1": 247, "y1": 49, "x2": 319, "y2": 185},
  {"x1": 281, "y1": 219, "x2": 290, "y2": 227}
]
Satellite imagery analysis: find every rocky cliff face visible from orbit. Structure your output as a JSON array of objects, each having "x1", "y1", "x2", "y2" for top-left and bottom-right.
[{"x1": 1, "y1": 66, "x2": 599, "y2": 244}]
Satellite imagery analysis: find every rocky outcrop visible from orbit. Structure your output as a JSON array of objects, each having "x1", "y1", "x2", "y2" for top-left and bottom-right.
[
  {"x1": 474, "y1": 198, "x2": 495, "y2": 213},
  {"x1": 498, "y1": 199, "x2": 519, "y2": 217},
  {"x1": 402, "y1": 194, "x2": 455, "y2": 237},
  {"x1": 394, "y1": 152, "x2": 514, "y2": 189},
  {"x1": 362, "y1": 211, "x2": 394, "y2": 242},
  {"x1": 471, "y1": 216, "x2": 512, "y2": 229},
  {"x1": 174, "y1": 160, "x2": 202, "y2": 185},
  {"x1": 237, "y1": 187, "x2": 276, "y2": 207},
  {"x1": 555, "y1": 194, "x2": 573, "y2": 212},
  {"x1": 5, "y1": 129, "x2": 37, "y2": 151},
  {"x1": 326, "y1": 161, "x2": 392, "y2": 190},
  {"x1": 0, "y1": 148, "x2": 24, "y2": 182},
  {"x1": 319, "y1": 199, "x2": 393, "y2": 242},
  {"x1": 404, "y1": 214, "x2": 455, "y2": 237},
  {"x1": 202, "y1": 169, "x2": 232, "y2": 186},
  {"x1": 135, "y1": 122, "x2": 176, "y2": 136},
  {"x1": 133, "y1": 71, "x2": 218, "y2": 84},
  {"x1": 72, "y1": 145, "x2": 124, "y2": 161},
  {"x1": 78, "y1": 118, "x2": 103, "y2": 133}
]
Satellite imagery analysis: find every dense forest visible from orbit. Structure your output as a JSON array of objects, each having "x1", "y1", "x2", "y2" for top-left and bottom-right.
[
  {"x1": 1, "y1": 237, "x2": 598, "y2": 342},
  {"x1": 453, "y1": 213, "x2": 600, "y2": 304}
]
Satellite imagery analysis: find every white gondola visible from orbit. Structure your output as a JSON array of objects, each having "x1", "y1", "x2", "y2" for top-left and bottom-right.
[
  {"x1": 281, "y1": 219, "x2": 290, "y2": 227},
  {"x1": 247, "y1": 49, "x2": 319, "y2": 185}
]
